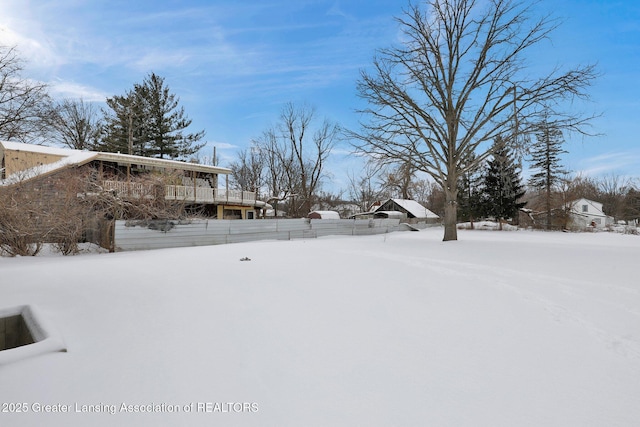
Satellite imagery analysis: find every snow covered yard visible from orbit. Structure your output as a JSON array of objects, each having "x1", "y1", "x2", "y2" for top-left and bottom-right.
[{"x1": 1, "y1": 228, "x2": 639, "y2": 426}]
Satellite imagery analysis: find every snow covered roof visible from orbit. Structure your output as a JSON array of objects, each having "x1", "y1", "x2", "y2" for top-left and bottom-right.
[
  {"x1": 375, "y1": 198, "x2": 440, "y2": 219},
  {"x1": 1, "y1": 140, "x2": 85, "y2": 157},
  {"x1": 308, "y1": 210, "x2": 341, "y2": 219},
  {"x1": 0, "y1": 141, "x2": 231, "y2": 186},
  {"x1": 0, "y1": 147, "x2": 98, "y2": 186}
]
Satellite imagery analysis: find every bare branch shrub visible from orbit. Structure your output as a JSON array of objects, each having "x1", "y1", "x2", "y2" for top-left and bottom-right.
[
  {"x1": 0, "y1": 166, "x2": 191, "y2": 256},
  {"x1": 0, "y1": 185, "x2": 44, "y2": 256}
]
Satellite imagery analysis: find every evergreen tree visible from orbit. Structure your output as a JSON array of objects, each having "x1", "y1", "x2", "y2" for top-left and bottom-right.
[
  {"x1": 528, "y1": 118, "x2": 568, "y2": 229},
  {"x1": 99, "y1": 73, "x2": 205, "y2": 159},
  {"x1": 137, "y1": 73, "x2": 205, "y2": 159},
  {"x1": 98, "y1": 89, "x2": 147, "y2": 155},
  {"x1": 483, "y1": 136, "x2": 526, "y2": 228},
  {"x1": 457, "y1": 152, "x2": 485, "y2": 227}
]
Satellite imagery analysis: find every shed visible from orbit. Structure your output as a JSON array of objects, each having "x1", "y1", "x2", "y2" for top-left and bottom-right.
[
  {"x1": 373, "y1": 199, "x2": 439, "y2": 222},
  {"x1": 308, "y1": 210, "x2": 341, "y2": 219}
]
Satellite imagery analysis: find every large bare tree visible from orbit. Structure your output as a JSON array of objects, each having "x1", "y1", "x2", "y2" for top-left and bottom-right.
[
  {"x1": 50, "y1": 98, "x2": 102, "y2": 150},
  {"x1": 280, "y1": 103, "x2": 338, "y2": 216},
  {"x1": 251, "y1": 127, "x2": 296, "y2": 216},
  {"x1": 352, "y1": 0, "x2": 598, "y2": 240},
  {"x1": 251, "y1": 103, "x2": 338, "y2": 217},
  {"x1": 0, "y1": 45, "x2": 54, "y2": 143}
]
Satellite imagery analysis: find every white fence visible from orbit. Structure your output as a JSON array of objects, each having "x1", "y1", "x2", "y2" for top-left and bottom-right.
[{"x1": 113, "y1": 218, "x2": 403, "y2": 251}]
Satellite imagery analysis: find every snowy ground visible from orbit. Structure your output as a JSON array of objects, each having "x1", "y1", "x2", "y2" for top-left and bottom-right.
[{"x1": 1, "y1": 227, "x2": 639, "y2": 426}]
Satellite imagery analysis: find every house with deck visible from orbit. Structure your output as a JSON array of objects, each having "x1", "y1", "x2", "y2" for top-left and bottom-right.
[{"x1": 0, "y1": 141, "x2": 269, "y2": 220}]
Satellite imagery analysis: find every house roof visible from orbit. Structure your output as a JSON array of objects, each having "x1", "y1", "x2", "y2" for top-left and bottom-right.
[
  {"x1": 375, "y1": 198, "x2": 440, "y2": 219},
  {"x1": 0, "y1": 141, "x2": 231, "y2": 185},
  {"x1": 568, "y1": 198, "x2": 612, "y2": 219},
  {"x1": 570, "y1": 198, "x2": 603, "y2": 208}
]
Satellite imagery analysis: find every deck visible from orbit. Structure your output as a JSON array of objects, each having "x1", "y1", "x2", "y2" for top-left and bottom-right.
[{"x1": 102, "y1": 181, "x2": 257, "y2": 206}]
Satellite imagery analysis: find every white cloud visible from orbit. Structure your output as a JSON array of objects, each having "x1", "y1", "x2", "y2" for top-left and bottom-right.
[
  {"x1": 208, "y1": 141, "x2": 237, "y2": 150},
  {"x1": 0, "y1": 24, "x2": 62, "y2": 70},
  {"x1": 573, "y1": 150, "x2": 640, "y2": 177},
  {"x1": 48, "y1": 80, "x2": 108, "y2": 103}
]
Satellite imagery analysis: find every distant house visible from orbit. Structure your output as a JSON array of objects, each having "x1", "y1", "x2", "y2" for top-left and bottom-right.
[
  {"x1": 0, "y1": 141, "x2": 270, "y2": 220},
  {"x1": 567, "y1": 198, "x2": 614, "y2": 230},
  {"x1": 369, "y1": 199, "x2": 440, "y2": 224}
]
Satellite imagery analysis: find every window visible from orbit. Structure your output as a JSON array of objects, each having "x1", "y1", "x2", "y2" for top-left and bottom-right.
[
  {"x1": 223, "y1": 209, "x2": 242, "y2": 219},
  {"x1": 582, "y1": 205, "x2": 588, "y2": 212},
  {"x1": 0, "y1": 305, "x2": 67, "y2": 365}
]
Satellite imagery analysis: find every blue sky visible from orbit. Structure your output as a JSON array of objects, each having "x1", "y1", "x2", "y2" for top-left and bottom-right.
[{"x1": 1, "y1": 0, "x2": 638, "y2": 193}]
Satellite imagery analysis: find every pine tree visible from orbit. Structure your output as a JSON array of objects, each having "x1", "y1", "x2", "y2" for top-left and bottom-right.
[
  {"x1": 528, "y1": 118, "x2": 568, "y2": 229},
  {"x1": 98, "y1": 89, "x2": 147, "y2": 155},
  {"x1": 457, "y1": 152, "x2": 485, "y2": 228},
  {"x1": 483, "y1": 136, "x2": 526, "y2": 229},
  {"x1": 99, "y1": 73, "x2": 205, "y2": 159},
  {"x1": 137, "y1": 73, "x2": 205, "y2": 159}
]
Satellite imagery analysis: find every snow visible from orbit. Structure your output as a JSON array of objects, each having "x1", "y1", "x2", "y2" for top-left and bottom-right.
[
  {"x1": 1, "y1": 228, "x2": 639, "y2": 426},
  {"x1": 457, "y1": 220, "x2": 519, "y2": 231},
  {"x1": 0, "y1": 140, "x2": 98, "y2": 186},
  {"x1": 0, "y1": 141, "x2": 84, "y2": 157}
]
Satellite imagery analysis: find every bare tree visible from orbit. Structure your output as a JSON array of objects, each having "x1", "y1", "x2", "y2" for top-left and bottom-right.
[
  {"x1": 348, "y1": 162, "x2": 386, "y2": 212},
  {"x1": 0, "y1": 45, "x2": 54, "y2": 143},
  {"x1": 50, "y1": 98, "x2": 102, "y2": 150},
  {"x1": 251, "y1": 103, "x2": 338, "y2": 217},
  {"x1": 351, "y1": 0, "x2": 598, "y2": 240},
  {"x1": 623, "y1": 185, "x2": 640, "y2": 225},
  {"x1": 598, "y1": 174, "x2": 632, "y2": 222},
  {"x1": 0, "y1": 184, "x2": 45, "y2": 256},
  {"x1": 413, "y1": 178, "x2": 445, "y2": 217},
  {"x1": 385, "y1": 160, "x2": 418, "y2": 199},
  {"x1": 562, "y1": 173, "x2": 600, "y2": 202},
  {"x1": 280, "y1": 103, "x2": 338, "y2": 216},
  {"x1": 0, "y1": 169, "x2": 94, "y2": 256},
  {"x1": 229, "y1": 144, "x2": 266, "y2": 199},
  {"x1": 252, "y1": 128, "x2": 295, "y2": 216},
  {"x1": 0, "y1": 167, "x2": 190, "y2": 257}
]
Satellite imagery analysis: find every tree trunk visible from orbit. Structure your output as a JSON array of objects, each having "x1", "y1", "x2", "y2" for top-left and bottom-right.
[{"x1": 443, "y1": 184, "x2": 458, "y2": 241}]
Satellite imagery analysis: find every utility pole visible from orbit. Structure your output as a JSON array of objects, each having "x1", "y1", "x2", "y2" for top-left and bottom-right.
[
  {"x1": 513, "y1": 85, "x2": 518, "y2": 148},
  {"x1": 127, "y1": 108, "x2": 133, "y2": 192}
]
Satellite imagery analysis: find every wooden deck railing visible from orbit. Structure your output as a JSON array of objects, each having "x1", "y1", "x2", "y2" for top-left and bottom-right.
[
  {"x1": 102, "y1": 181, "x2": 257, "y2": 205},
  {"x1": 102, "y1": 180, "x2": 154, "y2": 198}
]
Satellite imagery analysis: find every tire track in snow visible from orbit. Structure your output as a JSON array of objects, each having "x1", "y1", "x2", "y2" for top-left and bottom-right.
[{"x1": 356, "y1": 250, "x2": 640, "y2": 363}]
